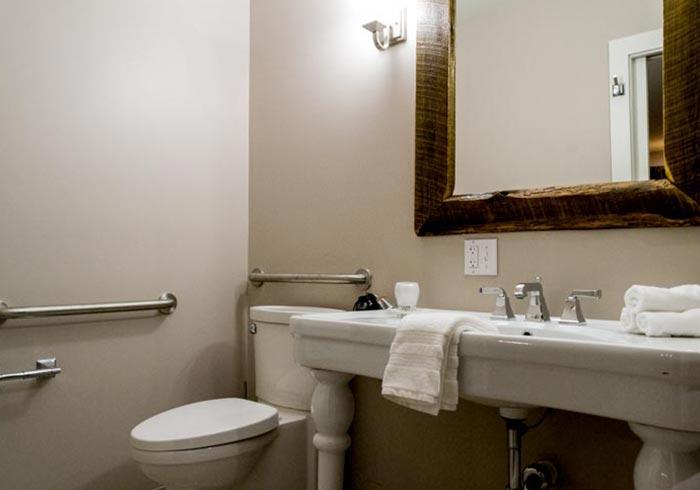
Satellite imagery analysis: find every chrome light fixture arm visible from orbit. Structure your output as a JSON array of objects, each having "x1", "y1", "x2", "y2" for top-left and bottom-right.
[{"x1": 362, "y1": 8, "x2": 407, "y2": 50}]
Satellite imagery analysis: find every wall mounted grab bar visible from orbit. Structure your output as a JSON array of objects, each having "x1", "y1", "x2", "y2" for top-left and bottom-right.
[
  {"x1": 0, "y1": 358, "x2": 61, "y2": 383},
  {"x1": 249, "y1": 268, "x2": 372, "y2": 290},
  {"x1": 0, "y1": 293, "x2": 177, "y2": 323}
]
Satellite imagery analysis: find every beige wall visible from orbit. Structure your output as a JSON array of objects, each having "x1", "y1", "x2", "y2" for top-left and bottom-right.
[
  {"x1": 0, "y1": 1, "x2": 249, "y2": 489},
  {"x1": 455, "y1": 0, "x2": 662, "y2": 194},
  {"x1": 250, "y1": 1, "x2": 700, "y2": 489}
]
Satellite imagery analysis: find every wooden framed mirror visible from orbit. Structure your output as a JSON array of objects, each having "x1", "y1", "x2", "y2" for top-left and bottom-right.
[{"x1": 415, "y1": 0, "x2": 700, "y2": 235}]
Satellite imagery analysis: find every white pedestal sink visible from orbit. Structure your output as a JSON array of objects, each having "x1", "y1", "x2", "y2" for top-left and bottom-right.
[{"x1": 291, "y1": 309, "x2": 700, "y2": 490}]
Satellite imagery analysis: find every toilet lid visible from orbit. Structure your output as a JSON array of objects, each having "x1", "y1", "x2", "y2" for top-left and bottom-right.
[{"x1": 130, "y1": 398, "x2": 279, "y2": 452}]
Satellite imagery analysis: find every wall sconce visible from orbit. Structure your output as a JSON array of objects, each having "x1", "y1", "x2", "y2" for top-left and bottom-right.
[{"x1": 362, "y1": 8, "x2": 407, "y2": 50}]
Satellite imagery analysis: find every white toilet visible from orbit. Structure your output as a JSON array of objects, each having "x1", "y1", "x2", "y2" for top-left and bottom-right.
[{"x1": 130, "y1": 305, "x2": 342, "y2": 490}]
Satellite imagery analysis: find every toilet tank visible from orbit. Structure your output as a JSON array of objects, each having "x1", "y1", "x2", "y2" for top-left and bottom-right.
[{"x1": 249, "y1": 306, "x2": 343, "y2": 411}]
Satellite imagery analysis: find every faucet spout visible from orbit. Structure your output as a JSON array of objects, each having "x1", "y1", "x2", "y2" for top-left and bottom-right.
[
  {"x1": 514, "y1": 278, "x2": 550, "y2": 322},
  {"x1": 513, "y1": 282, "x2": 542, "y2": 299}
]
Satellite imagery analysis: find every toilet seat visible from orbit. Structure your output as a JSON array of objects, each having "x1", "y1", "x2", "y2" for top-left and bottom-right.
[
  {"x1": 132, "y1": 430, "x2": 277, "y2": 466},
  {"x1": 130, "y1": 398, "x2": 278, "y2": 452}
]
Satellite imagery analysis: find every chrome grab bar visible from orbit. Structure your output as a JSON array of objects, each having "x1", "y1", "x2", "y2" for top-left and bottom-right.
[
  {"x1": 0, "y1": 358, "x2": 61, "y2": 383},
  {"x1": 249, "y1": 268, "x2": 372, "y2": 290},
  {"x1": 0, "y1": 293, "x2": 177, "y2": 323}
]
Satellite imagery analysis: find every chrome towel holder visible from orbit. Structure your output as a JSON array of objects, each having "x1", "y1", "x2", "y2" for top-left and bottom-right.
[
  {"x1": 249, "y1": 268, "x2": 372, "y2": 290},
  {"x1": 0, "y1": 292, "x2": 177, "y2": 324},
  {"x1": 0, "y1": 358, "x2": 61, "y2": 383}
]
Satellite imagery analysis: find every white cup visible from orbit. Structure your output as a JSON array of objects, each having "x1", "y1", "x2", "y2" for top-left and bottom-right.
[{"x1": 395, "y1": 282, "x2": 420, "y2": 312}]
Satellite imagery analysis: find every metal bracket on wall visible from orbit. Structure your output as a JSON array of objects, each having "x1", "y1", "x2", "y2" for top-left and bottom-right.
[
  {"x1": 0, "y1": 358, "x2": 61, "y2": 383},
  {"x1": 362, "y1": 8, "x2": 407, "y2": 50}
]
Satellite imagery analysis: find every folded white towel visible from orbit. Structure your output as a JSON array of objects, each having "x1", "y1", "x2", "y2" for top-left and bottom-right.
[
  {"x1": 620, "y1": 307, "x2": 641, "y2": 333},
  {"x1": 381, "y1": 312, "x2": 495, "y2": 416},
  {"x1": 636, "y1": 309, "x2": 700, "y2": 337},
  {"x1": 624, "y1": 284, "x2": 700, "y2": 312}
]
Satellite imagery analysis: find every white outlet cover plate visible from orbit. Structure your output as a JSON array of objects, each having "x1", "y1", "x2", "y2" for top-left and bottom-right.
[{"x1": 464, "y1": 239, "x2": 497, "y2": 276}]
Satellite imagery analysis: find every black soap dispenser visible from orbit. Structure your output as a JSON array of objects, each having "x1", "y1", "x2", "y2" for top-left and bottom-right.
[{"x1": 352, "y1": 292, "x2": 392, "y2": 311}]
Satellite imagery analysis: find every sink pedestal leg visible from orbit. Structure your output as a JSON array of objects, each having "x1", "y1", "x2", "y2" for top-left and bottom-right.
[
  {"x1": 629, "y1": 422, "x2": 700, "y2": 490},
  {"x1": 310, "y1": 370, "x2": 355, "y2": 490}
]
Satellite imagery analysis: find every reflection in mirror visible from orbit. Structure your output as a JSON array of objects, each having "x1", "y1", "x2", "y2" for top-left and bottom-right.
[
  {"x1": 609, "y1": 29, "x2": 663, "y2": 182},
  {"x1": 454, "y1": 0, "x2": 662, "y2": 195},
  {"x1": 646, "y1": 55, "x2": 664, "y2": 178}
]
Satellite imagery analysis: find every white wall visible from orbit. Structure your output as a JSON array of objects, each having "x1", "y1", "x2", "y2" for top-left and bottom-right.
[{"x1": 0, "y1": 1, "x2": 249, "y2": 488}]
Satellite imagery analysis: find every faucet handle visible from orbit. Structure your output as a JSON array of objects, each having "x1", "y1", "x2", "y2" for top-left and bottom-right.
[
  {"x1": 569, "y1": 289, "x2": 602, "y2": 300},
  {"x1": 559, "y1": 289, "x2": 602, "y2": 325},
  {"x1": 479, "y1": 287, "x2": 515, "y2": 320}
]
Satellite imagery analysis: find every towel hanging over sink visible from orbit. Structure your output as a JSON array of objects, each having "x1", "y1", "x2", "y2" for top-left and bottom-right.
[{"x1": 381, "y1": 312, "x2": 495, "y2": 416}]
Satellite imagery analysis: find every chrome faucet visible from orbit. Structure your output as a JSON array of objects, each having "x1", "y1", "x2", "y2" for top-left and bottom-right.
[{"x1": 514, "y1": 277, "x2": 550, "y2": 322}]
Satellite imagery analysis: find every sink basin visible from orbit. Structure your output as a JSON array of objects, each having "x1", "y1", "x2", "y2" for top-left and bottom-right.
[{"x1": 291, "y1": 308, "x2": 700, "y2": 432}]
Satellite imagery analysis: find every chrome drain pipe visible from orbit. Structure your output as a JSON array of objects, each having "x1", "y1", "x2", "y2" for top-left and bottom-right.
[
  {"x1": 505, "y1": 418, "x2": 526, "y2": 490},
  {"x1": 499, "y1": 408, "x2": 556, "y2": 490},
  {"x1": 499, "y1": 408, "x2": 530, "y2": 490}
]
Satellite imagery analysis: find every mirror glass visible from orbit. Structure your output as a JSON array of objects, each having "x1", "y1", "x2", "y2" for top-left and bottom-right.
[{"x1": 454, "y1": 0, "x2": 663, "y2": 195}]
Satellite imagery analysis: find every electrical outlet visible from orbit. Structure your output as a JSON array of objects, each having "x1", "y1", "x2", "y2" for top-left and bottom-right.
[
  {"x1": 467, "y1": 245, "x2": 479, "y2": 269},
  {"x1": 464, "y1": 239, "x2": 497, "y2": 276}
]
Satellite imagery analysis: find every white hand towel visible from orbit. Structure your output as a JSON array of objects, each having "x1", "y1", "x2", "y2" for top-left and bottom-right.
[
  {"x1": 624, "y1": 284, "x2": 700, "y2": 312},
  {"x1": 636, "y1": 309, "x2": 700, "y2": 337},
  {"x1": 620, "y1": 307, "x2": 641, "y2": 333},
  {"x1": 381, "y1": 312, "x2": 495, "y2": 416}
]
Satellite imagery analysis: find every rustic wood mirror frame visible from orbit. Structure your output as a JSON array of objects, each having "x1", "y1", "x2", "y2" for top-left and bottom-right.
[{"x1": 415, "y1": 0, "x2": 700, "y2": 235}]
